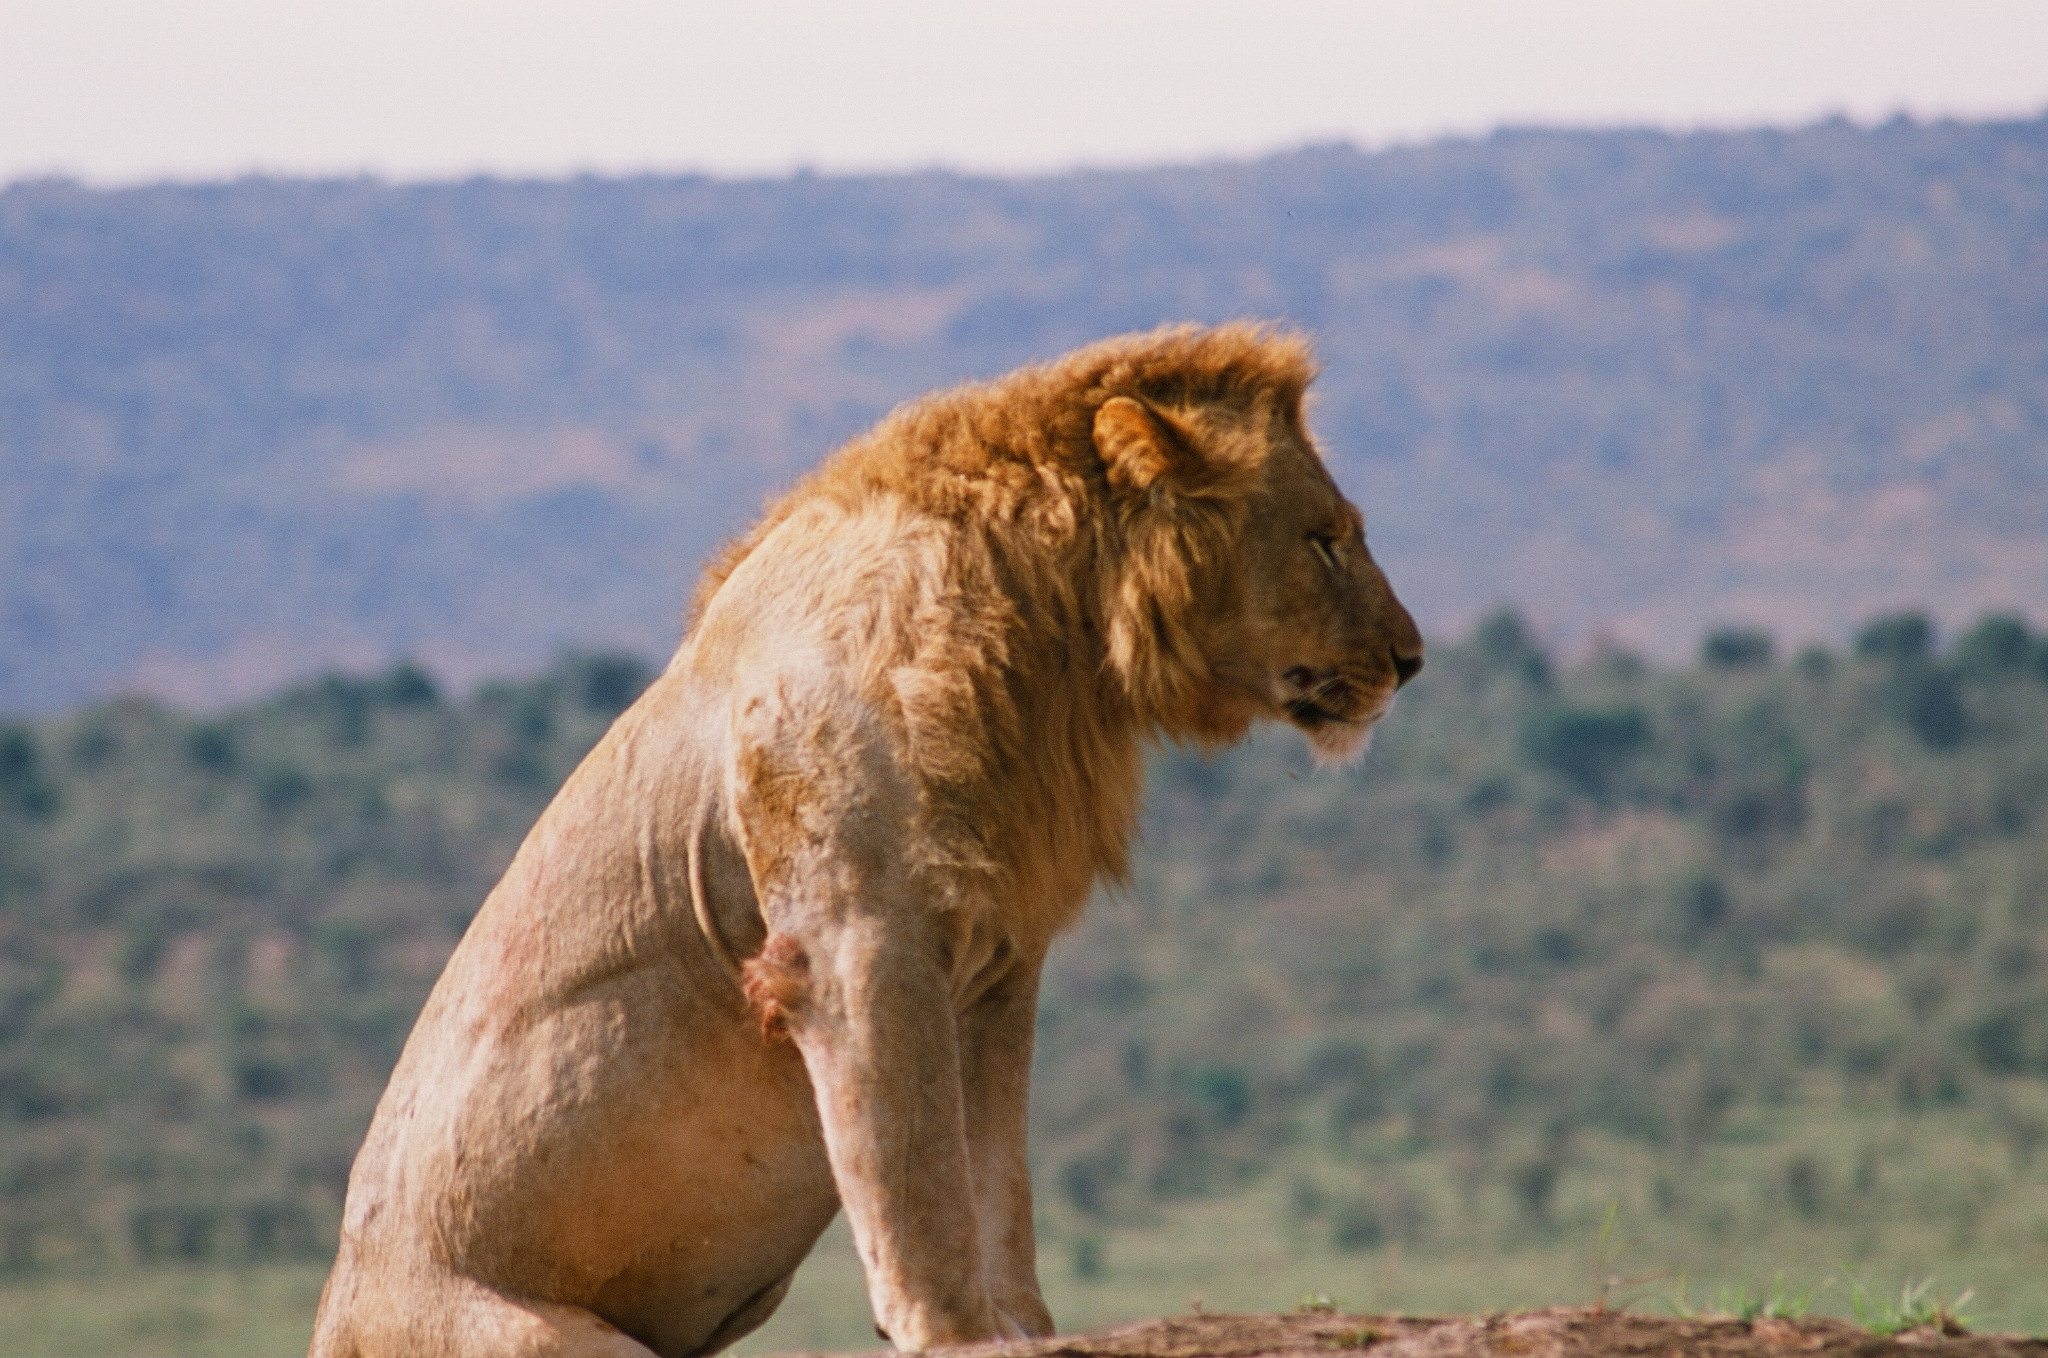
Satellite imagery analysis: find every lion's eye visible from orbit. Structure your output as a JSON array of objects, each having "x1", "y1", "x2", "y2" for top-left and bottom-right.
[{"x1": 1308, "y1": 534, "x2": 1339, "y2": 570}]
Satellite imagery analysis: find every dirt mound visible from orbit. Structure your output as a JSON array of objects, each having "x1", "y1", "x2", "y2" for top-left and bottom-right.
[{"x1": 780, "y1": 1308, "x2": 2047, "y2": 1358}]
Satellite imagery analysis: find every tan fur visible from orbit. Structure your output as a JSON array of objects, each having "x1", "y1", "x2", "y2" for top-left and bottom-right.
[{"x1": 310, "y1": 323, "x2": 1421, "y2": 1357}]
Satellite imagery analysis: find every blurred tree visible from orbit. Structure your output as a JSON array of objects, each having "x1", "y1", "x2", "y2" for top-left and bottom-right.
[
  {"x1": 1521, "y1": 703, "x2": 1649, "y2": 799},
  {"x1": 1472, "y1": 608, "x2": 1552, "y2": 689},
  {"x1": 1700, "y1": 627, "x2": 1775, "y2": 670},
  {"x1": 1854, "y1": 612, "x2": 1934, "y2": 663},
  {"x1": 1953, "y1": 614, "x2": 2032, "y2": 677}
]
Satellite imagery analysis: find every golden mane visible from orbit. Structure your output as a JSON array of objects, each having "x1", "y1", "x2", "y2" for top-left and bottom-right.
[
  {"x1": 684, "y1": 323, "x2": 1321, "y2": 911},
  {"x1": 688, "y1": 321, "x2": 1317, "y2": 623}
]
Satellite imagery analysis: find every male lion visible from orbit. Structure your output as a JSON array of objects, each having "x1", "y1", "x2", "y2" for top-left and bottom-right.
[{"x1": 310, "y1": 324, "x2": 1422, "y2": 1357}]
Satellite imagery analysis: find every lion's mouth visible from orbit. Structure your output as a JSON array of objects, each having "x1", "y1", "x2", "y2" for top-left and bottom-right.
[
  {"x1": 1278, "y1": 666, "x2": 1392, "y2": 763},
  {"x1": 1279, "y1": 666, "x2": 1364, "y2": 727},
  {"x1": 1284, "y1": 695, "x2": 1348, "y2": 729}
]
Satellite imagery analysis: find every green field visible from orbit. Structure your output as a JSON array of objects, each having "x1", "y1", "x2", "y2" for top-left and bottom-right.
[
  {"x1": 8, "y1": 1090, "x2": 2047, "y2": 1354},
  {"x1": 5, "y1": 1180, "x2": 2041, "y2": 1358},
  {"x1": 5, "y1": 612, "x2": 2048, "y2": 1351}
]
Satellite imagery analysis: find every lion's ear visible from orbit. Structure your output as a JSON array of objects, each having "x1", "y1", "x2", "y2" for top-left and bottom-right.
[{"x1": 1094, "y1": 396, "x2": 1203, "y2": 496}]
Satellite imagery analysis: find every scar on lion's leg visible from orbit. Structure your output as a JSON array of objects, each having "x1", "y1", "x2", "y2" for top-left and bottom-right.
[{"x1": 741, "y1": 933, "x2": 810, "y2": 1041}]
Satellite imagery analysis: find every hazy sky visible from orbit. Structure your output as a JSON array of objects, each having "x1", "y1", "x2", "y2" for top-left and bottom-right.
[{"x1": 5, "y1": 1, "x2": 2047, "y2": 184}]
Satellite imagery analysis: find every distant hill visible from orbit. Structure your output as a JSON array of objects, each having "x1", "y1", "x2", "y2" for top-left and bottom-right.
[{"x1": 3, "y1": 114, "x2": 2046, "y2": 711}]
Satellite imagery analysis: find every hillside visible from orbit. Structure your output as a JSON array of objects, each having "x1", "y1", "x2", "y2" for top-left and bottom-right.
[
  {"x1": 3, "y1": 610, "x2": 2047, "y2": 1336},
  {"x1": 4, "y1": 114, "x2": 2048, "y2": 710}
]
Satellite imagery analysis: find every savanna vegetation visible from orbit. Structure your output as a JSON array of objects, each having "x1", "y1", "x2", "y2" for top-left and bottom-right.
[{"x1": 3, "y1": 607, "x2": 2047, "y2": 1351}]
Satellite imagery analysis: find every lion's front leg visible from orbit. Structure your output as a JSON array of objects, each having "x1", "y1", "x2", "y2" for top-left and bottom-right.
[
  {"x1": 960, "y1": 960, "x2": 1055, "y2": 1339},
  {"x1": 760, "y1": 911, "x2": 999, "y2": 1349},
  {"x1": 729, "y1": 673, "x2": 1010, "y2": 1349}
]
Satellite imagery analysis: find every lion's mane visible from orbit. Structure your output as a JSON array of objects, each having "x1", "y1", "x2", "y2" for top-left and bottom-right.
[{"x1": 689, "y1": 323, "x2": 1318, "y2": 935}]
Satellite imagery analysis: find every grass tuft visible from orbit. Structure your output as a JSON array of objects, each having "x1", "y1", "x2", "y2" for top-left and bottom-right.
[
  {"x1": 1847, "y1": 1275, "x2": 1975, "y2": 1337},
  {"x1": 1671, "y1": 1270, "x2": 1820, "y2": 1322}
]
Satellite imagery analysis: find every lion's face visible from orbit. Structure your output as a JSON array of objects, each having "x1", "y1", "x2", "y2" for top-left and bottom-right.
[
  {"x1": 1187, "y1": 407, "x2": 1424, "y2": 761},
  {"x1": 1094, "y1": 387, "x2": 1422, "y2": 760}
]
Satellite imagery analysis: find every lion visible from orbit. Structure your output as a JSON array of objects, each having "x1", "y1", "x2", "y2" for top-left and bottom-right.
[{"x1": 309, "y1": 323, "x2": 1423, "y2": 1358}]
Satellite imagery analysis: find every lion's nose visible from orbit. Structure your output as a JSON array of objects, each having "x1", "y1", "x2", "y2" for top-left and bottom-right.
[{"x1": 1392, "y1": 649, "x2": 1423, "y2": 689}]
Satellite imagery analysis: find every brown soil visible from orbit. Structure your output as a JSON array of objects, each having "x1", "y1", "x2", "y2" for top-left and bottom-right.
[{"x1": 781, "y1": 1309, "x2": 2048, "y2": 1358}]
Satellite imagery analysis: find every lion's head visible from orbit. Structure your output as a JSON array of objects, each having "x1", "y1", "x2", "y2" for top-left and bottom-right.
[
  {"x1": 690, "y1": 323, "x2": 1421, "y2": 770},
  {"x1": 1090, "y1": 332, "x2": 1423, "y2": 762}
]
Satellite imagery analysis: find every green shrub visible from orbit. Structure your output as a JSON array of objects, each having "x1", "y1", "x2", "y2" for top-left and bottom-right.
[{"x1": 1701, "y1": 627, "x2": 1774, "y2": 669}]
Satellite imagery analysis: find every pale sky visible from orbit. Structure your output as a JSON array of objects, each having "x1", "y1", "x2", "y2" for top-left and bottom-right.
[{"x1": 4, "y1": 1, "x2": 2047, "y2": 185}]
